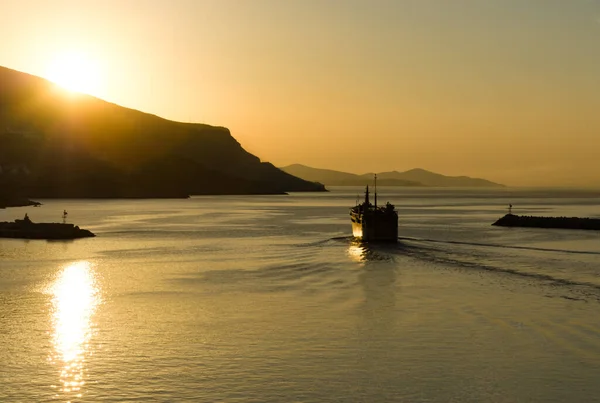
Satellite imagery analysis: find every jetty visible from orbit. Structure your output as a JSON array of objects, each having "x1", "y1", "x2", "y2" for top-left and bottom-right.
[
  {"x1": 0, "y1": 216, "x2": 95, "y2": 239},
  {"x1": 492, "y1": 213, "x2": 600, "y2": 231}
]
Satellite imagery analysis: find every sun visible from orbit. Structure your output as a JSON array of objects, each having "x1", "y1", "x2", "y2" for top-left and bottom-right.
[{"x1": 46, "y1": 51, "x2": 103, "y2": 96}]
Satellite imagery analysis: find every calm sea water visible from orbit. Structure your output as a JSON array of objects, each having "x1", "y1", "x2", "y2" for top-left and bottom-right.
[{"x1": 1, "y1": 187, "x2": 600, "y2": 402}]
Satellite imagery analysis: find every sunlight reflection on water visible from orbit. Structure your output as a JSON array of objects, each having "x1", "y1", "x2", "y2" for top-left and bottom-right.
[
  {"x1": 47, "y1": 261, "x2": 99, "y2": 401},
  {"x1": 347, "y1": 242, "x2": 367, "y2": 263}
]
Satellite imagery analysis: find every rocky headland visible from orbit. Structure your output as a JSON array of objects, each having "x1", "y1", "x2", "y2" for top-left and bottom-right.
[
  {"x1": 0, "y1": 66, "x2": 325, "y2": 199},
  {"x1": 0, "y1": 195, "x2": 41, "y2": 209}
]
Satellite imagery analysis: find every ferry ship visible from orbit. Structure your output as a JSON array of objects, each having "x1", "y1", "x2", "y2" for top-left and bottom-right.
[{"x1": 350, "y1": 175, "x2": 398, "y2": 242}]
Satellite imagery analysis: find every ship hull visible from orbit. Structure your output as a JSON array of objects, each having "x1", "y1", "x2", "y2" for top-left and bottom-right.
[{"x1": 350, "y1": 211, "x2": 398, "y2": 242}]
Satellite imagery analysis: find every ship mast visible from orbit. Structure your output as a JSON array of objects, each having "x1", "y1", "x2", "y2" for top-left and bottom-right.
[{"x1": 374, "y1": 174, "x2": 377, "y2": 208}]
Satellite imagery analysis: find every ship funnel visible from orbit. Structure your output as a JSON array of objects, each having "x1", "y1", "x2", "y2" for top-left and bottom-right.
[{"x1": 374, "y1": 174, "x2": 377, "y2": 208}]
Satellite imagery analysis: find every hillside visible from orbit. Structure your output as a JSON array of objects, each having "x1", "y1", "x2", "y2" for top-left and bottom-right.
[
  {"x1": 0, "y1": 66, "x2": 325, "y2": 199},
  {"x1": 280, "y1": 164, "x2": 422, "y2": 187},
  {"x1": 360, "y1": 168, "x2": 504, "y2": 187},
  {"x1": 281, "y1": 164, "x2": 504, "y2": 188},
  {"x1": 278, "y1": 164, "x2": 369, "y2": 185}
]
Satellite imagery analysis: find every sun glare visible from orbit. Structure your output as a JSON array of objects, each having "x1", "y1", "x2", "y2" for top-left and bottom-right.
[
  {"x1": 46, "y1": 51, "x2": 103, "y2": 96},
  {"x1": 48, "y1": 261, "x2": 100, "y2": 400}
]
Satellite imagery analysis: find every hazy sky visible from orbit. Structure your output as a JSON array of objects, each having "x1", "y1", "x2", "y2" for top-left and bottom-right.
[{"x1": 1, "y1": 0, "x2": 599, "y2": 186}]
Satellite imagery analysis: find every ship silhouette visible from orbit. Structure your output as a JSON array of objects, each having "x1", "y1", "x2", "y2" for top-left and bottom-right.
[{"x1": 350, "y1": 175, "x2": 398, "y2": 242}]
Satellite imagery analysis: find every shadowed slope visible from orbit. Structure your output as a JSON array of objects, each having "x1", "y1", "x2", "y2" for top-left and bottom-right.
[{"x1": 0, "y1": 66, "x2": 325, "y2": 198}]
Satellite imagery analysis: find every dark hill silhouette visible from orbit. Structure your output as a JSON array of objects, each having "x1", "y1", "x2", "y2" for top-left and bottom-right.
[
  {"x1": 280, "y1": 164, "x2": 421, "y2": 186},
  {"x1": 279, "y1": 164, "x2": 369, "y2": 185},
  {"x1": 360, "y1": 168, "x2": 504, "y2": 187},
  {"x1": 280, "y1": 164, "x2": 504, "y2": 188},
  {"x1": 0, "y1": 66, "x2": 325, "y2": 198},
  {"x1": 0, "y1": 195, "x2": 40, "y2": 209}
]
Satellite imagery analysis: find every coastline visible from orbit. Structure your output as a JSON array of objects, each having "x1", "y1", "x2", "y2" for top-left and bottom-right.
[
  {"x1": 0, "y1": 188, "x2": 331, "y2": 208},
  {"x1": 0, "y1": 198, "x2": 41, "y2": 209}
]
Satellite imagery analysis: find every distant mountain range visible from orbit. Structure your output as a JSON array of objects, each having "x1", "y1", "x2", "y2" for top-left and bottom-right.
[
  {"x1": 280, "y1": 164, "x2": 505, "y2": 188},
  {"x1": 0, "y1": 66, "x2": 325, "y2": 199}
]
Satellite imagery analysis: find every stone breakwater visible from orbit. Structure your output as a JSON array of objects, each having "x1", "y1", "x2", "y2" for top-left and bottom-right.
[
  {"x1": 492, "y1": 214, "x2": 600, "y2": 231},
  {"x1": 0, "y1": 221, "x2": 95, "y2": 239}
]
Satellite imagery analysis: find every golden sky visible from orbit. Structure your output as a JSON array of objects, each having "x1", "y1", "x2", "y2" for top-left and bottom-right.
[{"x1": 1, "y1": 0, "x2": 599, "y2": 187}]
